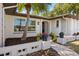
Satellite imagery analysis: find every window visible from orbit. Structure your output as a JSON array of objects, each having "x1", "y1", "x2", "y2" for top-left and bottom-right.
[
  {"x1": 14, "y1": 18, "x2": 26, "y2": 32},
  {"x1": 14, "y1": 18, "x2": 36, "y2": 32},
  {"x1": 28, "y1": 20, "x2": 36, "y2": 31},
  {"x1": 56, "y1": 20, "x2": 59, "y2": 28}
]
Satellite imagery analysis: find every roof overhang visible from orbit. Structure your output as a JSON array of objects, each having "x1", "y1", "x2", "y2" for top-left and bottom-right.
[
  {"x1": 6, "y1": 12, "x2": 48, "y2": 20},
  {"x1": 48, "y1": 14, "x2": 75, "y2": 20},
  {"x1": 3, "y1": 3, "x2": 78, "y2": 20}
]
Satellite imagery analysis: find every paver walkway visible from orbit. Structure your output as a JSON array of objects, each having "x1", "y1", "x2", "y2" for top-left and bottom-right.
[{"x1": 51, "y1": 42, "x2": 79, "y2": 56}]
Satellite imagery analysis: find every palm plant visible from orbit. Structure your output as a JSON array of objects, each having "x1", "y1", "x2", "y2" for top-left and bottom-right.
[{"x1": 17, "y1": 3, "x2": 51, "y2": 40}]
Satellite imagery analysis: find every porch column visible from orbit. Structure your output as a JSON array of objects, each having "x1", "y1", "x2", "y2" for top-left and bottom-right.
[{"x1": 2, "y1": 6, "x2": 6, "y2": 47}]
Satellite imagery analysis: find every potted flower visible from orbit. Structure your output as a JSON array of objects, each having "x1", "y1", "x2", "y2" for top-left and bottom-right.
[{"x1": 59, "y1": 32, "x2": 64, "y2": 38}]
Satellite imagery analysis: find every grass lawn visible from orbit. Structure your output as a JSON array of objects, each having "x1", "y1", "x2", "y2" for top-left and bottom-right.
[{"x1": 66, "y1": 40, "x2": 79, "y2": 54}]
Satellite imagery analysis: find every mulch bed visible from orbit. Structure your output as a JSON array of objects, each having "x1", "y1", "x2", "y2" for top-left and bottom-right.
[
  {"x1": 26, "y1": 48, "x2": 60, "y2": 56},
  {"x1": 5, "y1": 36, "x2": 37, "y2": 46}
]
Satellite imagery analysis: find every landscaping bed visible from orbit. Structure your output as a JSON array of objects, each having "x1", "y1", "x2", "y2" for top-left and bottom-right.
[
  {"x1": 5, "y1": 36, "x2": 37, "y2": 46},
  {"x1": 26, "y1": 48, "x2": 60, "y2": 56}
]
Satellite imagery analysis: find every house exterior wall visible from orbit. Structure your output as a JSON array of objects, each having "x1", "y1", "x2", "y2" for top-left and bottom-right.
[
  {"x1": 61, "y1": 18, "x2": 79, "y2": 35},
  {"x1": 71, "y1": 18, "x2": 79, "y2": 34},
  {"x1": 77, "y1": 20, "x2": 79, "y2": 32},
  {"x1": 50, "y1": 18, "x2": 78, "y2": 36},
  {"x1": 4, "y1": 14, "x2": 79, "y2": 40},
  {"x1": 63, "y1": 18, "x2": 72, "y2": 35},
  {"x1": 62, "y1": 18, "x2": 79, "y2": 35},
  {"x1": 0, "y1": 4, "x2": 3, "y2": 47},
  {"x1": 70, "y1": 18, "x2": 76, "y2": 35},
  {"x1": 61, "y1": 18, "x2": 67, "y2": 35},
  {"x1": 4, "y1": 14, "x2": 51, "y2": 40},
  {"x1": 50, "y1": 18, "x2": 61, "y2": 36},
  {"x1": 4, "y1": 15, "x2": 43, "y2": 39}
]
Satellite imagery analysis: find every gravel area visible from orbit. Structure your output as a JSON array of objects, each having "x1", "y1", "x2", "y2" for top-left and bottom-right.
[{"x1": 26, "y1": 48, "x2": 60, "y2": 56}]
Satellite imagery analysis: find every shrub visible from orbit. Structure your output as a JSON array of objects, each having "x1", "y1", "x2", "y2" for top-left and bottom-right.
[
  {"x1": 49, "y1": 32, "x2": 57, "y2": 42},
  {"x1": 36, "y1": 33, "x2": 42, "y2": 41}
]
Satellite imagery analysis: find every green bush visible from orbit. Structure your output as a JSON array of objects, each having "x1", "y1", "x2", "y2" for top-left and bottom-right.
[
  {"x1": 36, "y1": 33, "x2": 42, "y2": 41},
  {"x1": 49, "y1": 32, "x2": 57, "y2": 42}
]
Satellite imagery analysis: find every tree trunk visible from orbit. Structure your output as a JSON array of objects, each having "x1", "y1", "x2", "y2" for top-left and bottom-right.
[
  {"x1": 19, "y1": 19, "x2": 21, "y2": 31},
  {"x1": 76, "y1": 12, "x2": 79, "y2": 20},
  {"x1": 21, "y1": 8, "x2": 30, "y2": 40}
]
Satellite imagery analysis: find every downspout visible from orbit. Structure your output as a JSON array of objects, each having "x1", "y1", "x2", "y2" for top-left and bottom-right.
[
  {"x1": 66, "y1": 17, "x2": 68, "y2": 35},
  {"x1": 2, "y1": 5, "x2": 5, "y2": 47},
  {"x1": 2, "y1": 5, "x2": 17, "y2": 47}
]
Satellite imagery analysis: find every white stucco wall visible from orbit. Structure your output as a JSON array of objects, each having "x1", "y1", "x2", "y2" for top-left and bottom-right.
[
  {"x1": 61, "y1": 18, "x2": 67, "y2": 35},
  {"x1": 4, "y1": 15, "x2": 42, "y2": 39},
  {"x1": 50, "y1": 18, "x2": 61, "y2": 36},
  {"x1": 4, "y1": 14, "x2": 79, "y2": 40},
  {"x1": 77, "y1": 19, "x2": 79, "y2": 32},
  {"x1": 59, "y1": 18, "x2": 79, "y2": 36},
  {"x1": 64, "y1": 18, "x2": 72, "y2": 35},
  {"x1": 71, "y1": 18, "x2": 79, "y2": 34},
  {"x1": 50, "y1": 18, "x2": 77, "y2": 36},
  {"x1": 60, "y1": 18, "x2": 77, "y2": 35},
  {"x1": 0, "y1": 4, "x2": 3, "y2": 47}
]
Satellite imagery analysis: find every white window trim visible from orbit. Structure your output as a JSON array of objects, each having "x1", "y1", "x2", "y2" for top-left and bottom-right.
[{"x1": 13, "y1": 17, "x2": 36, "y2": 33}]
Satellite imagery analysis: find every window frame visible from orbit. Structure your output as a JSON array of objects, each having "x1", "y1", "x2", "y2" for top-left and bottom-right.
[
  {"x1": 13, "y1": 17, "x2": 36, "y2": 33},
  {"x1": 27, "y1": 20, "x2": 36, "y2": 31},
  {"x1": 56, "y1": 20, "x2": 59, "y2": 28},
  {"x1": 14, "y1": 18, "x2": 26, "y2": 32}
]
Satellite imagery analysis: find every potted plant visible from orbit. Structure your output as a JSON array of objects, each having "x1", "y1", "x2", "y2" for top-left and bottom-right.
[{"x1": 59, "y1": 32, "x2": 64, "y2": 38}]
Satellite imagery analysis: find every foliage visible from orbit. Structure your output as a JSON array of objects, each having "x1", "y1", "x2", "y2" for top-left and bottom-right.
[
  {"x1": 50, "y1": 3, "x2": 79, "y2": 17},
  {"x1": 51, "y1": 3, "x2": 63, "y2": 16},
  {"x1": 49, "y1": 32, "x2": 57, "y2": 42},
  {"x1": 36, "y1": 33, "x2": 42, "y2": 41},
  {"x1": 17, "y1": 3, "x2": 52, "y2": 15}
]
